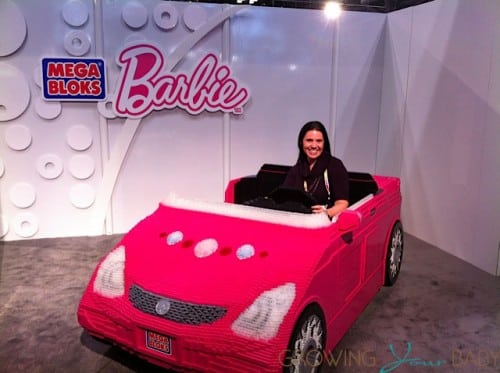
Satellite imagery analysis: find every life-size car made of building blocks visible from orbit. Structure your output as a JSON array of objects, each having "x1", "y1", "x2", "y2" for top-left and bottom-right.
[{"x1": 77, "y1": 164, "x2": 403, "y2": 373}]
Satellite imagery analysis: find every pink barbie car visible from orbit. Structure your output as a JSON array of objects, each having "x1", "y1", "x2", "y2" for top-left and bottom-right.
[{"x1": 77, "y1": 164, "x2": 403, "y2": 372}]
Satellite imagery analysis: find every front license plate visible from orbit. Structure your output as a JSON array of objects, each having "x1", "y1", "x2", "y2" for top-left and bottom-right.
[{"x1": 145, "y1": 330, "x2": 172, "y2": 355}]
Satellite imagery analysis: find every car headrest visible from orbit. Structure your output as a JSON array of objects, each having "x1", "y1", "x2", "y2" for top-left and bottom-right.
[{"x1": 256, "y1": 164, "x2": 292, "y2": 196}]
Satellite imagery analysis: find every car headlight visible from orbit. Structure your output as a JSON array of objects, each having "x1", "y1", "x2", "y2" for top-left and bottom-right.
[
  {"x1": 93, "y1": 245, "x2": 125, "y2": 298},
  {"x1": 231, "y1": 283, "x2": 295, "y2": 341}
]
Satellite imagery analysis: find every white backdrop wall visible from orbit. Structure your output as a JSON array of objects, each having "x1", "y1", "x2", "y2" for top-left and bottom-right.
[
  {"x1": 0, "y1": 0, "x2": 103, "y2": 239},
  {"x1": 1, "y1": 0, "x2": 498, "y2": 276},
  {"x1": 335, "y1": 11, "x2": 386, "y2": 172},
  {"x1": 381, "y1": 0, "x2": 500, "y2": 275},
  {"x1": 0, "y1": 1, "x2": 385, "y2": 240}
]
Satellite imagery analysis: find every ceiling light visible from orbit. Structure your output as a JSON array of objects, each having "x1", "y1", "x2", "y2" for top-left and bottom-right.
[{"x1": 324, "y1": 1, "x2": 342, "y2": 19}]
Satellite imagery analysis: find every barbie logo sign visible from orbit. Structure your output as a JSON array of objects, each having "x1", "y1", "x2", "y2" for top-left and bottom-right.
[{"x1": 114, "y1": 43, "x2": 250, "y2": 118}]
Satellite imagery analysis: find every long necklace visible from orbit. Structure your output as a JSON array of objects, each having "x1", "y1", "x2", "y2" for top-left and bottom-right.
[
  {"x1": 303, "y1": 169, "x2": 331, "y2": 203},
  {"x1": 304, "y1": 177, "x2": 321, "y2": 193}
]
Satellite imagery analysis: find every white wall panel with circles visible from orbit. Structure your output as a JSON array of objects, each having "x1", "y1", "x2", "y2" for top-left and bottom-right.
[
  {"x1": 0, "y1": 0, "x2": 380, "y2": 239},
  {"x1": 0, "y1": 0, "x2": 102, "y2": 240}
]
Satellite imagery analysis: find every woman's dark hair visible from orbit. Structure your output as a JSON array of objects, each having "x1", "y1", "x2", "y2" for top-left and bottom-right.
[{"x1": 297, "y1": 121, "x2": 332, "y2": 162}]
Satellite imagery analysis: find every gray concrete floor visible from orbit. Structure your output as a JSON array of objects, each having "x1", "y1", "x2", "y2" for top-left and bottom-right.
[{"x1": 0, "y1": 233, "x2": 498, "y2": 373}]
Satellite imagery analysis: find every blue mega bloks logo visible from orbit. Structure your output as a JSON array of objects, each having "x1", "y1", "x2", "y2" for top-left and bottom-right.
[{"x1": 41, "y1": 57, "x2": 106, "y2": 101}]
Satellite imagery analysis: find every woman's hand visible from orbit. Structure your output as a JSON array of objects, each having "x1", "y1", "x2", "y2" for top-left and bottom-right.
[
  {"x1": 311, "y1": 200, "x2": 349, "y2": 219},
  {"x1": 311, "y1": 205, "x2": 329, "y2": 217}
]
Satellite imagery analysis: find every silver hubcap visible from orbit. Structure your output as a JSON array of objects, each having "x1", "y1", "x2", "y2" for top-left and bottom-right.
[
  {"x1": 389, "y1": 227, "x2": 403, "y2": 278},
  {"x1": 289, "y1": 314, "x2": 324, "y2": 373}
]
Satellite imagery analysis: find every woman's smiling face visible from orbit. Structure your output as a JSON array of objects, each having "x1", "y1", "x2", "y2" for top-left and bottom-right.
[{"x1": 302, "y1": 129, "x2": 324, "y2": 164}]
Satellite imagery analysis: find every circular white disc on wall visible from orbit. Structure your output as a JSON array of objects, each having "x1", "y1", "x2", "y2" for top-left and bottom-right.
[
  {"x1": 34, "y1": 97, "x2": 62, "y2": 120},
  {"x1": 183, "y1": 5, "x2": 207, "y2": 31},
  {"x1": 0, "y1": 63, "x2": 31, "y2": 122},
  {"x1": 37, "y1": 154, "x2": 64, "y2": 180},
  {"x1": 69, "y1": 154, "x2": 95, "y2": 180},
  {"x1": 5, "y1": 125, "x2": 32, "y2": 151},
  {"x1": 70, "y1": 183, "x2": 96, "y2": 209},
  {"x1": 122, "y1": 1, "x2": 148, "y2": 29},
  {"x1": 62, "y1": 0, "x2": 89, "y2": 27},
  {"x1": 66, "y1": 125, "x2": 93, "y2": 151},
  {"x1": 64, "y1": 30, "x2": 91, "y2": 56},
  {"x1": 153, "y1": 3, "x2": 178, "y2": 30},
  {"x1": 0, "y1": 0, "x2": 27, "y2": 57},
  {"x1": 13, "y1": 212, "x2": 39, "y2": 238},
  {"x1": 97, "y1": 97, "x2": 117, "y2": 119},
  {"x1": 9, "y1": 182, "x2": 37, "y2": 209}
]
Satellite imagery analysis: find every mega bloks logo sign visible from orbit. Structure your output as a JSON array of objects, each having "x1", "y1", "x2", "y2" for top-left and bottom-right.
[
  {"x1": 39, "y1": 43, "x2": 250, "y2": 116},
  {"x1": 41, "y1": 58, "x2": 106, "y2": 101}
]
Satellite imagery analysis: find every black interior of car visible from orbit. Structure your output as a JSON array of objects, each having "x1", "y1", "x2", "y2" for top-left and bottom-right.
[{"x1": 233, "y1": 164, "x2": 379, "y2": 212}]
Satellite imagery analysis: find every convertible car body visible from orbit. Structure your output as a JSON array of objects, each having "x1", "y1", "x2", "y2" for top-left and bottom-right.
[{"x1": 77, "y1": 164, "x2": 403, "y2": 372}]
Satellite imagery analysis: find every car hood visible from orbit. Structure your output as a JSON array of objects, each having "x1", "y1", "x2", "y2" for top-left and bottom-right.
[{"x1": 119, "y1": 199, "x2": 333, "y2": 307}]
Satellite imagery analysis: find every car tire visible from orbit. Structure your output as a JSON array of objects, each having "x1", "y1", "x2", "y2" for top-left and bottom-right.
[
  {"x1": 384, "y1": 221, "x2": 404, "y2": 286},
  {"x1": 283, "y1": 305, "x2": 326, "y2": 373}
]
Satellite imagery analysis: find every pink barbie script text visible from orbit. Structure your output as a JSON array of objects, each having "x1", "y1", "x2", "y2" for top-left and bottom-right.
[{"x1": 114, "y1": 43, "x2": 250, "y2": 118}]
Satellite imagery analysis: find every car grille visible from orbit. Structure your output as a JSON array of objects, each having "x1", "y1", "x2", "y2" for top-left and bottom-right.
[{"x1": 129, "y1": 284, "x2": 227, "y2": 325}]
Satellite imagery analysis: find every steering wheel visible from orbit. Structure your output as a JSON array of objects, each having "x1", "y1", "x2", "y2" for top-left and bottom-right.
[{"x1": 268, "y1": 187, "x2": 318, "y2": 213}]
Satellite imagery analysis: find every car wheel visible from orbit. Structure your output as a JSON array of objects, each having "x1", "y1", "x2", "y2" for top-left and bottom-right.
[
  {"x1": 284, "y1": 305, "x2": 326, "y2": 373},
  {"x1": 384, "y1": 221, "x2": 403, "y2": 286}
]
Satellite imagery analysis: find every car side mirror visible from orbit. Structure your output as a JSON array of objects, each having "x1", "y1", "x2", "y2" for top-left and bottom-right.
[{"x1": 337, "y1": 210, "x2": 361, "y2": 232}]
